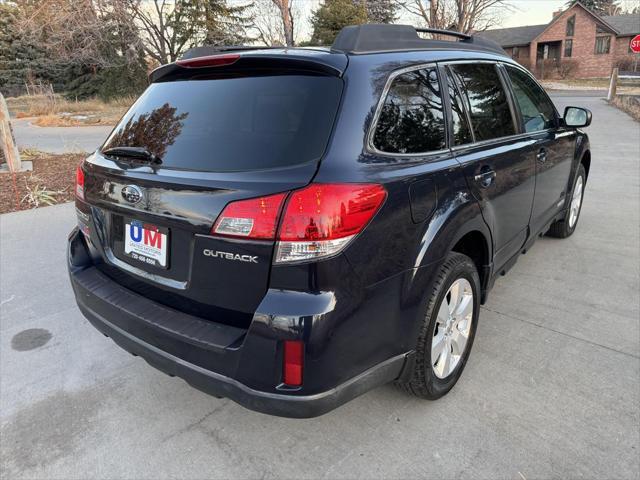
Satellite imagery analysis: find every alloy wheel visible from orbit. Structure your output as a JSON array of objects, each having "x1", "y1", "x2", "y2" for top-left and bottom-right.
[
  {"x1": 431, "y1": 278, "x2": 474, "y2": 379},
  {"x1": 569, "y1": 175, "x2": 583, "y2": 228}
]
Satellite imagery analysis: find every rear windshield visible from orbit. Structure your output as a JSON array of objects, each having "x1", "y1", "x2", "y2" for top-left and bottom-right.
[{"x1": 102, "y1": 75, "x2": 343, "y2": 172}]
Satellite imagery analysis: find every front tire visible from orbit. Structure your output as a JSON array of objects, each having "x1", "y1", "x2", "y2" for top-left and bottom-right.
[
  {"x1": 397, "y1": 252, "x2": 480, "y2": 400},
  {"x1": 547, "y1": 163, "x2": 586, "y2": 238}
]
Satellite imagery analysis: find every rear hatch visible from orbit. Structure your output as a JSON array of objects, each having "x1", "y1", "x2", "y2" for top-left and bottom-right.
[{"x1": 78, "y1": 53, "x2": 345, "y2": 329}]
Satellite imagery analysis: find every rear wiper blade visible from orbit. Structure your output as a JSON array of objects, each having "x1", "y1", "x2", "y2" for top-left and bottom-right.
[{"x1": 101, "y1": 146, "x2": 162, "y2": 164}]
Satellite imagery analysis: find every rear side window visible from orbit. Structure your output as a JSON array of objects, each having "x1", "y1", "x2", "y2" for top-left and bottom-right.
[
  {"x1": 372, "y1": 67, "x2": 446, "y2": 154},
  {"x1": 102, "y1": 75, "x2": 342, "y2": 172},
  {"x1": 506, "y1": 66, "x2": 556, "y2": 132},
  {"x1": 448, "y1": 64, "x2": 516, "y2": 142}
]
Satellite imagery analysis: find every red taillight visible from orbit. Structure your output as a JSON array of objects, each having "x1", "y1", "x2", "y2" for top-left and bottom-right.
[
  {"x1": 75, "y1": 165, "x2": 85, "y2": 200},
  {"x1": 210, "y1": 183, "x2": 386, "y2": 263},
  {"x1": 283, "y1": 340, "x2": 304, "y2": 386},
  {"x1": 176, "y1": 54, "x2": 240, "y2": 69},
  {"x1": 275, "y1": 183, "x2": 387, "y2": 263},
  {"x1": 212, "y1": 192, "x2": 287, "y2": 240}
]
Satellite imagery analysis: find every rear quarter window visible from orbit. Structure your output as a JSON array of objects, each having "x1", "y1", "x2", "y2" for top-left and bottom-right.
[
  {"x1": 372, "y1": 66, "x2": 446, "y2": 154},
  {"x1": 102, "y1": 75, "x2": 343, "y2": 172}
]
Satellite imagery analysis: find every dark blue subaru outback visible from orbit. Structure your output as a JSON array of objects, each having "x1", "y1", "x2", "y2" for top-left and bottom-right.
[{"x1": 68, "y1": 25, "x2": 592, "y2": 417}]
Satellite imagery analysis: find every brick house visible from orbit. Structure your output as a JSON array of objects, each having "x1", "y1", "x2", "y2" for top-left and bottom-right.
[{"x1": 479, "y1": 1, "x2": 640, "y2": 78}]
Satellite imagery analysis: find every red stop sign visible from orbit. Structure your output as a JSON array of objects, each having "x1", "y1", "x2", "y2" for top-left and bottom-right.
[{"x1": 631, "y1": 34, "x2": 640, "y2": 53}]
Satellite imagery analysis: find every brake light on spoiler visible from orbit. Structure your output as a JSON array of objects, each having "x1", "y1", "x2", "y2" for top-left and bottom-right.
[{"x1": 212, "y1": 184, "x2": 387, "y2": 264}]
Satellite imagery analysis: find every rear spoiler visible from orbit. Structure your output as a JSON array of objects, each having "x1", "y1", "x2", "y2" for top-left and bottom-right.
[{"x1": 149, "y1": 51, "x2": 347, "y2": 83}]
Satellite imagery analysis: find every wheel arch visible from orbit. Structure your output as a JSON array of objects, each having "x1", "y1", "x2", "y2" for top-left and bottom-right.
[
  {"x1": 408, "y1": 195, "x2": 493, "y2": 306},
  {"x1": 450, "y1": 230, "x2": 491, "y2": 301}
]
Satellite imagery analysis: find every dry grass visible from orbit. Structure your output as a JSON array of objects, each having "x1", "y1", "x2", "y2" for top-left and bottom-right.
[
  {"x1": 541, "y1": 78, "x2": 609, "y2": 90},
  {"x1": 541, "y1": 78, "x2": 640, "y2": 94},
  {"x1": 0, "y1": 150, "x2": 84, "y2": 214},
  {"x1": 7, "y1": 94, "x2": 133, "y2": 126},
  {"x1": 610, "y1": 95, "x2": 640, "y2": 122},
  {"x1": 31, "y1": 114, "x2": 103, "y2": 127}
]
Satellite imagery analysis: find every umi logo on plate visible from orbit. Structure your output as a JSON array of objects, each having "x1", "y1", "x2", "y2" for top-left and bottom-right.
[
  {"x1": 203, "y1": 249, "x2": 258, "y2": 263},
  {"x1": 129, "y1": 222, "x2": 163, "y2": 249}
]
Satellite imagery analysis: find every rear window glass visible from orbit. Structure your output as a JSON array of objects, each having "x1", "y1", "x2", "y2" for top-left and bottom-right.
[
  {"x1": 448, "y1": 64, "x2": 516, "y2": 141},
  {"x1": 102, "y1": 75, "x2": 342, "y2": 171}
]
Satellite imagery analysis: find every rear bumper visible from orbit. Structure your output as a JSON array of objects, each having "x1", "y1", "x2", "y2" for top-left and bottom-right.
[{"x1": 68, "y1": 228, "x2": 408, "y2": 418}]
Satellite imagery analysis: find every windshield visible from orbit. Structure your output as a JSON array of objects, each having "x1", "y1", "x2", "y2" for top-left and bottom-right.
[{"x1": 102, "y1": 75, "x2": 343, "y2": 172}]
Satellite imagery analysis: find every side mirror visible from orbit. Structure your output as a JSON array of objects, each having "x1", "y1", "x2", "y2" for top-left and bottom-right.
[{"x1": 563, "y1": 106, "x2": 592, "y2": 128}]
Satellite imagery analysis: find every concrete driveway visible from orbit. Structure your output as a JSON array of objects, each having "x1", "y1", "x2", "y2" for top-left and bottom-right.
[
  {"x1": 1, "y1": 94, "x2": 638, "y2": 479},
  {"x1": 11, "y1": 118, "x2": 112, "y2": 154}
]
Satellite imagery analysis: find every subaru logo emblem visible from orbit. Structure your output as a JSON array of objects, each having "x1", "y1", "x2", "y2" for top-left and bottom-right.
[{"x1": 121, "y1": 185, "x2": 143, "y2": 204}]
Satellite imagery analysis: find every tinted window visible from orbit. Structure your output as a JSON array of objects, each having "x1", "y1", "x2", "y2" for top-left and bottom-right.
[
  {"x1": 506, "y1": 66, "x2": 556, "y2": 132},
  {"x1": 449, "y1": 64, "x2": 515, "y2": 141},
  {"x1": 446, "y1": 70, "x2": 473, "y2": 145},
  {"x1": 102, "y1": 75, "x2": 342, "y2": 172},
  {"x1": 373, "y1": 67, "x2": 446, "y2": 154}
]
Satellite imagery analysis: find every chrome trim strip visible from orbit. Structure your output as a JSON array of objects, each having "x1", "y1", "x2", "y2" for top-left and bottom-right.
[
  {"x1": 450, "y1": 131, "x2": 541, "y2": 153},
  {"x1": 103, "y1": 246, "x2": 188, "y2": 290}
]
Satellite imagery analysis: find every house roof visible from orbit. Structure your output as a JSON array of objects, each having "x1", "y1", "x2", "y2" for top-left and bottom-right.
[
  {"x1": 602, "y1": 14, "x2": 640, "y2": 36},
  {"x1": 477, "y1": 24, "x2": 547, "y2": 47},
  {"x1": 479, "y1": 4, "x2": 640, "y2": 48}
]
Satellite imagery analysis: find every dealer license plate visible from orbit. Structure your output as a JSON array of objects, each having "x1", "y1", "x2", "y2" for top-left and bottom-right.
[{"x1": 124, "y1": 220, "x2": 168, "y2": 269}]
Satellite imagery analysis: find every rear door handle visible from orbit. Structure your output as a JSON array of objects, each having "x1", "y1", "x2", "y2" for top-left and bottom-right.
[
  {"x1": 536, "y1": 148, "x2": 547, "y2": 163},
  {"x1": 474, "y1": 169, "x2": 496, "y2": 188}
]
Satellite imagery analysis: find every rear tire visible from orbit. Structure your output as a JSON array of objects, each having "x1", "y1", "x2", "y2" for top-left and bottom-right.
[
  {"x1": 547, "y1": 164, "x2": 586, "y2": 239},
  {"x1": 397, "y1": 252, "x2": 480, "y2": 400}
]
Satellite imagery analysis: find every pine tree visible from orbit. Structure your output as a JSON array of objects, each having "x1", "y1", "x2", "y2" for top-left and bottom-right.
[
  {"x1": 199, "y1": 0, "x2": 255, "y2": 45},
  {"x1": 310, "y1": 0, "x2": 368, "y2": 45},
  {"x1": 360, "y1": 0, "x2": 397, "y2": 23},
  {"x1": 0, "y1": 3, "x2": 65, "y2": 96}
]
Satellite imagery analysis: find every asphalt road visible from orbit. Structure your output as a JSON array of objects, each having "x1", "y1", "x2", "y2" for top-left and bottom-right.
[
  {"x1": 1, "y1": 94, "x2": 639, "y2": 479},
  {"x1": 12, "y1": 118, "x2": 112, "y2": 154}
]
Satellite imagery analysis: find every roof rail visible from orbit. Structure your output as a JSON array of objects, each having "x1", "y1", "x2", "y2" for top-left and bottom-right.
[{"x1": 331, "y1": 24, "x2": 506, "y2": 55}]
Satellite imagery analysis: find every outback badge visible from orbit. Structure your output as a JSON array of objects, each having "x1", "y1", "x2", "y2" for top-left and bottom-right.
[{"x1": 203, "y1": 249, "x2": 258, "y2": 263}]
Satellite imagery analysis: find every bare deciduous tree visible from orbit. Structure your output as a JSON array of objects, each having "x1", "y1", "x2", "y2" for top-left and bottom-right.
[
  {"x1": 401, "y1": 0, "x2": 513, "y2": 33},
  {"x1": 125, "y1": 0, "x2": 201, "y2": 64},
  {"x1": 272, "y1": 0, "x2": 295, "y2": 46},
  {"x1": 16, "y1": 0, "x2": 136, "y2": 69},
  {"x1": 125, "y1": 0, "x2": 254, "y2": 64},
  {"x1": 251, "y1": 0, "x2": 297, "y2": 46}
]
